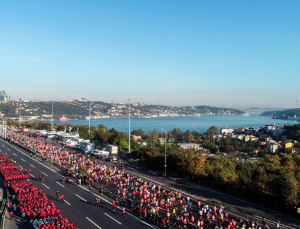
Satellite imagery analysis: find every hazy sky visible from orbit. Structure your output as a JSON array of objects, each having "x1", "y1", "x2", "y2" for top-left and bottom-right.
[{"x1": 0, "y1": 1, "x2": 299, "y2": 109}]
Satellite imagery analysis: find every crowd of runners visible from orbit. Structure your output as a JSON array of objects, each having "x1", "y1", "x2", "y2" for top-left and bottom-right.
[
  {"x1": 3, "y1": 131, "x2": 288, "y2": 229},
  {"x1": 0, "y1": 155, "x2": 76, "y2": 229}
]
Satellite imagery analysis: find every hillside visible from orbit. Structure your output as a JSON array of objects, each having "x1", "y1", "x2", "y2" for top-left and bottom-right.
[
  {"x1": 0, "y1": 100, "x2": 244, "y2": 119},
  {"x1": 261, "y1": 108, "x2": 300, "y2": 120}
]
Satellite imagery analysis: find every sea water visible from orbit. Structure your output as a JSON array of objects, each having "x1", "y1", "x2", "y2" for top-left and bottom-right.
[{"x1": 54, "y1": 115, "x2": 298, "y2": 134}]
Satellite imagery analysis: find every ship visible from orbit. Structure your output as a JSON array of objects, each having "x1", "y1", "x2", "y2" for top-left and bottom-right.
[
  {"x1": 242, "y1": 112, "x2": 250, "y2": 116},
  {"x1": 59, "y1": 115, "x2": 70, "y2": 122}
]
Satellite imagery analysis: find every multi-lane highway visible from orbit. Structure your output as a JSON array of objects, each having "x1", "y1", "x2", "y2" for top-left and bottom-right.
[
  {"x1": 1, "y1": 136, "x2": 300, "y2": 229},
  {"x1": 123, "y1": 163, "x2": 300, "y2": 229},
  {"x1": 0, "y1": 138, "x2": 157, "y2": 229}
]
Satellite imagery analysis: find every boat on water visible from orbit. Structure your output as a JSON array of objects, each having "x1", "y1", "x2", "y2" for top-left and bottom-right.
[
  {"x1": 242, "y1": 112, "x2": 250, "y2": 116},
  {"x1": 59, "y1": 115, "x2": 70, "y2": 122}
]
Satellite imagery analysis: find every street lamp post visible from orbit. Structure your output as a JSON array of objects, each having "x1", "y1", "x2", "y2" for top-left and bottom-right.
[
  {"x1": 19, "y1": 100, "x2": 21, "y2": 128},
  {"x1": 128, "y1": 99, "x2": 130, "y2": 153},
  {"x1": 89, "y1": 102, "x2": 91, "y2": 139},
  {"x1": 162, "y1": 128, "x2": 167, "y2": 177},
  {"x1": 51, "y1": 101, "x2": 54, "y2": 130}
]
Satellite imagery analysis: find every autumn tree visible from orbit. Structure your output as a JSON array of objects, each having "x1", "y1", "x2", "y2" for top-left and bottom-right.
[
  {"x1": 187, "y1": 155, "x2": 206, "y2": 177},
  {"x1": 95, "y1": 124, "x2": 110, "y2": 143},
  {"x1": 207, "y1": 126, "x2": 218, "y2": 136}
]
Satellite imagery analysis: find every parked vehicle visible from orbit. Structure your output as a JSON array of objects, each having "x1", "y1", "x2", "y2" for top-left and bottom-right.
[
  {"x1": 91, "y1": 150, "x2": 103, "y2": 159},
  {"x1": 105, "y1": 156, "x2": 117, "y2": 162}
]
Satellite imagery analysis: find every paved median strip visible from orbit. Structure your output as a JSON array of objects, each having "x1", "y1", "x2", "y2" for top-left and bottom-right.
[
  {"x1": 56, "y1": 181, "x2": 65, "y2": 188},
  {"x1": 76, "y1": 194, "x2": 87, "y2": 202},
  {"x1": 42, "y1": 183, "x2": 50, "y2": 189},
  {"x1": 104, "y1": 213, "x2": 121, "y2": 225},
  {"x1": 86, "y1": 217, "x2": 102, "y2": 229}
]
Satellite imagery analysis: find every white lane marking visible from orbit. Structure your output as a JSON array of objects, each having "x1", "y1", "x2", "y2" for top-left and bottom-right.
[
  {"x1": 6, "y1": 143, "x2": 58, "y2": 174},
  {"x1": 86, "y1": 217, "x2": 102, "y2": 229},
  {"x1": 79, "y1": 186, "x2": 156, "y2": 229},
  {"x1": 104, "y1": 213, "x2": 121, "y2": 225},
  {"x1": 29, "y1": 174, "x2": 34, "y2": 177},
  {"x1": 56, "y1": 181, "x2": 65, "y2": 188},
  {"x1": 42, "y1": 172, "x2": 48, "y2": 176},
  {"x1": 42, "y1": 183, "x2": 50, "y2": 189},
  {"x1": 64, "y1": 200, "x2": 71, "y2": 205},
  {"x1": 7, "y1": 148, "x2": 10, "y2": 151},
  {"x1": 2, "y1": 140, "x2": 156, "y2": 229},
  {"x1": 30, "y1": 164, "x2": 35, "y2": 168},
  {"x1": 76, "y1": 194, "x2": 87, "y2": 202},
  {"x1": 21, "y1": 158, "x2": 25, "y2": 162}
]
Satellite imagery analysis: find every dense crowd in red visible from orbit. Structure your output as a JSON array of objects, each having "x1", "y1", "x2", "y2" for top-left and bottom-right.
[{"x1": 0, "y1": 155, "x2": 76, "y2": 229}]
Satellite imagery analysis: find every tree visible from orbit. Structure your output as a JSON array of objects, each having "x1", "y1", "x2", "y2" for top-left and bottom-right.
[
  {"x1": 132, "y1": 129, "x2": 145, "y2": 136},
  {"x1": 278, "y1": 169, "x2": 300, "y2": 207},
  {"x1": 187, "y1": 155, "x2": 206, "y2": 177},
  {"x1": 108, "y1": 128, "x2": 128, "y2": 150},
  {"x1": 220, "y1": 145, "x2": 235, "y2": 153},
  {"x1": 207, "y1": 126, "x2": 218, "y2": 136},
  {"x1": 206, "y1": 156, "x2": 238, "y2": 185},
  {"x1": 259, "y1": 154, "x2": 281, "y2": 173},
  {"x1": 148, "y1": 130, "x2": 159, "y2": 145},
  {"x1": 95, "y1": 124, "x2": 110, "y2": 143},
  {"x1": 171, "y1": 128, "x2": 183, "y2": 142},
  {"x1": 185, "y1": 132, "x2": 195, "y2": 143}
]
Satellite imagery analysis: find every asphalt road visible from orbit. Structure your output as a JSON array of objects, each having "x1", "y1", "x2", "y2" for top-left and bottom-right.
[
  {"x1": 0, "y1": 138, "x2": 157, "y2": 229},
  {"x1": 121, "y1": 161, "x2": 300, "y2": 229},
  {"x1": 1, "y1": 137, "x2": 300, "y2": 229}
]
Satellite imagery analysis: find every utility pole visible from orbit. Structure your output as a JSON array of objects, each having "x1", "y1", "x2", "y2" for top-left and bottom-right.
[
  {"x1": 128, "y1": 99, "x2": 131, "y2": 153},
  {"x1": 162, "y1": 128, "x2": 167, "y2": 177},
  {"x1": 19, "y1": 99, "x2": 22, "y2": 128},
  {"x1": 88, "y1": 102, "x2": 91, "y2": 138},
  {"x1": 51, "y1": 101, "x2": 54, "y2": 130},
  {"x1": 4, "y1": 121, "x2": 6, "y2": 139}
]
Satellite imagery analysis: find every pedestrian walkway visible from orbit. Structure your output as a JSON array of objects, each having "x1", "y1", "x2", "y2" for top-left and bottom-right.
[
  {"x1": 0, "y1": 177, "x2": 27, "y2": 229},
  {"x1": 4, "y1": 211, "x2": 27, "y2": 229}
]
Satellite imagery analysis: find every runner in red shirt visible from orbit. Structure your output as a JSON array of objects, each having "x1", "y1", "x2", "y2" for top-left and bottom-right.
[{"x1": 112, "y1": 201, "x2": 116, "y2": 212}]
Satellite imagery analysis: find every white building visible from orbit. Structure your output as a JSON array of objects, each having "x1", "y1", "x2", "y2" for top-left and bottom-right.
[
  {"x1": 220, "y1": 127, "x2": 234, "y2": 135},
  {"x1": 178, "y1": 143, "x2": 201, "y2": 150},
  {"x1": 265, "y1": 124, "x2": 283, "y2": 137}
]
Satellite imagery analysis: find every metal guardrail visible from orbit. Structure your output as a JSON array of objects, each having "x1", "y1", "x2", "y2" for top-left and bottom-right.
[
  {"x1": 6, "y1": 138, "x2": 299, "y2": 229},
  {"x1": 0, "y1": 199, "x2": 6, "y2": 215},
  {"x1": 212, "y1": 199, "x2": 296, "y2": 229},
  {"x1": 0, "y1": 196, "x2": 7, "y2": 229}
]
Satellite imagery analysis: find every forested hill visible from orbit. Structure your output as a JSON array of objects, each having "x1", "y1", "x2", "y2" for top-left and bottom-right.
[
  {"x1": 0, "y1": 100, "x2": 244, "y2": 119},
  {"x1": 261, "y1": 108, "x2": 300, "y2": 120}
]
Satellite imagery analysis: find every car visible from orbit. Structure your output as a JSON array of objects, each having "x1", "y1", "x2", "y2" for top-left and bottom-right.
[
  {"x1": 105, "y1": 156, "x2": 118, "y2": 162},
  {"x1": 91, "y1": 150, "x2": 103, "y2": 158},
  {"x1": 111, "y1": 156, "x2": 118, "y2": 161}
]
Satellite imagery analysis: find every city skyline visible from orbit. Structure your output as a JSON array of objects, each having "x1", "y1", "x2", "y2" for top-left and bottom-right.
[{"x1": 1, "y1": 1, "x2": 299, "y2": 109}]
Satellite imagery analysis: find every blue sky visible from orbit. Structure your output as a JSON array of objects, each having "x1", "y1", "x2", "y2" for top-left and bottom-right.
[{"x1": 0, "y1": 1, "x2": 299, "y2": 109}]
